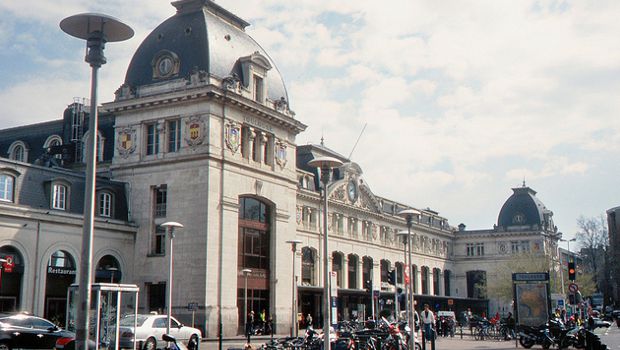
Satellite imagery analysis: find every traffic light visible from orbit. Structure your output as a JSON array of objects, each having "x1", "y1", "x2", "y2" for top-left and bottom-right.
[
  {"x1": 568, "y1": 261, "x2": 576, "y2": 281},
  {"x1": 364, "y1": 280, "x2": 372, "y2": 292},
  {"x1": 568, "y1": 294, "x2": 575, "y2": 305},
  {"x1": 387, "y1": 269, "x2": 396, "y2": 285}
]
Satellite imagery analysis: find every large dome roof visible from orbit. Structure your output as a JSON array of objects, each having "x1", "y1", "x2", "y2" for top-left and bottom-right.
[
  {"x1": 497, "y1": 185, "x2": 554, "y2": 230},
  {"x1": 123, "y1": 0, "x2": 288, "y2": 101}
]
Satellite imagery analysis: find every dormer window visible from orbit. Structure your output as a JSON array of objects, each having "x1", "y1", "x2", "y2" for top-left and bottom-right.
[
  {"x1": 0, "y1": 174, "x2": 14, "y2": 202},
  {"x1": 98, "y1": 191, "x2": 113, "y2": 218},
  {"x1": 8, "y1": 141, "x2": 29, "y2": 163},
  {"x1": 52, "y1": 183, "x2": 68, "y2": 210},
  {"x1": 253, "y1": 75, "x2": 264, "y2": 102},
  {"x1": 239, "y1": 52, "x2": 272, "y2": 104}
]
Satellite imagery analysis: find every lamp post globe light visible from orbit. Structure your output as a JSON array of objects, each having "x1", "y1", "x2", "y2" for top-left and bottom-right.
[
  {"x1": 160, "y1": 221, "x2": 184, "y2": 335},
  {"x1": 307, "y1": 156, "x2": 343, "y2": 350},
  {"x1": 397, "y1": 208, "x2": 420, "y2": 350},
  {"x1": 241, "y1": 269, "x2": 252, "y2": 335},
  {"x1": 286, "y1": 239, "x2": 303, "y2": 336},
  {"x1": 60, "y1": 13, "x2": 133, "y2": 350}
]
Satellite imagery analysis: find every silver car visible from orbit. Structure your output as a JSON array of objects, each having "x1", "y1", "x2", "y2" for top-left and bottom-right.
[{"x1": 119, "y1": 314, "x2": 201, "y2": 350}]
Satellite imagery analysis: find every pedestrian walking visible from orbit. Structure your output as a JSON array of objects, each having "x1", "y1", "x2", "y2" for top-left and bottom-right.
[{"x1": 422, "y1": 304, "x2": 436, "y2": 342}]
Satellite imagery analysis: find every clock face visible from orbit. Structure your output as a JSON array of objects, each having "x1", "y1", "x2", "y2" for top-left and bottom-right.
[
  {"x1": 157, "y1": 56, "x2": 174, "y2": 76},
  {"x1": 347, "y1": 181, "x2": 357, "y2": 202}
]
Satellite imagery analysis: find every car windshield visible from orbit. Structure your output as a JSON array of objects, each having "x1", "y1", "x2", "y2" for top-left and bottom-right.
[{"x1": 119, "y1": 314, "x2": 149, "y2": 327}]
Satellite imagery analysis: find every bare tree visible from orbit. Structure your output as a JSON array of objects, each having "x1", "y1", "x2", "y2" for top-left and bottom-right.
[
  {"x1": 575, "y1": 215, "x2": 608, "y2": 271},
  {"x1": 575, "y1": 215, "x2": 609, "y2": 292}
]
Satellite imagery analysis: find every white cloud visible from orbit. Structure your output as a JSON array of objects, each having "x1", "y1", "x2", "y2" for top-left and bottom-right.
[{"x1": 0, "y1": 0, "x2": 618, "y2": 237}]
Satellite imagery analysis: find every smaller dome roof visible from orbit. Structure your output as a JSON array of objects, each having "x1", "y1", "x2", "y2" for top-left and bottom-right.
[{"x1": 497, "y1": 186, "x2": 552, "y2": 229}]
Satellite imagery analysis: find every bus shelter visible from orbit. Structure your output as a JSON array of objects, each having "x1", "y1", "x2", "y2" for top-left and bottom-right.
[{"x1": 67, "y1": 283, "x2": 140, "y2": 350}]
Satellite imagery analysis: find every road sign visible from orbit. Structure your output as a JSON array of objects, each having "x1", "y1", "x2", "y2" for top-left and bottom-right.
[{"x1": 568, "y1": 283, "x2": 578, "y2": 293}]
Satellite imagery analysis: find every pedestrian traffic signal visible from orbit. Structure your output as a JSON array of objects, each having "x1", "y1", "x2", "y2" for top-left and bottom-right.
[
  {"x1": 364, "y1": 280, "x2": 372, "y2": 292},
  {"x1": 568, "y1": 261, "x2": 576, "y2": 281},
  {"x1": 387, "y1": 269, "x2": 396, "y2": 285},
  {"x1": 568, "y1": 294, "x2": 575, "y2": 305}
]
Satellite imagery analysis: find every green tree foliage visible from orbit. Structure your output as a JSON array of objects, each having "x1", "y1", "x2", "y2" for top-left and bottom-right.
[{"x1": 487, "y1": 252, "x2": 553, "y2": 302}]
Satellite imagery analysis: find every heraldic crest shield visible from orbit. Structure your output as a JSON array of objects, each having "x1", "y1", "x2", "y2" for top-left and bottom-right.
[
  {"x1": 185, "y1": 116, "x2": 206, "y2": 147},
  {"x1": 225, "y1": 121, "x2": 241, "y2": 154},
  {"x1": 117, "y1": 128, "x2": 137, "y2": 158}
]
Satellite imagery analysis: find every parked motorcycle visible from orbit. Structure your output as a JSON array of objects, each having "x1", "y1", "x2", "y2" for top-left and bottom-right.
[{"x1": 518, "y1": 323, "x2": 554, "y2": 349}]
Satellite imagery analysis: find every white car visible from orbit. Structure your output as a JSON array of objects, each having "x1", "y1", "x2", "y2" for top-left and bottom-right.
[{"x1": 118, "y1": 314, "x2": 202, "y2": 350}]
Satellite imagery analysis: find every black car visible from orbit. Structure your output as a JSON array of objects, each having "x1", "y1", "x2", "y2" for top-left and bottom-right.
[{"x1": 0, "y1": 314, "x2": 75, "y2": 350}]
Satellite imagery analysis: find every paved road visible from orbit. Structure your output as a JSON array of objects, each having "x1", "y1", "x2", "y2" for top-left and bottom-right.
[{"x1": 200, "y1": 323, "x2": 620, "y2": 350}]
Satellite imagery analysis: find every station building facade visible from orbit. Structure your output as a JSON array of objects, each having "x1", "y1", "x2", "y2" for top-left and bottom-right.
[{"x1": 0, "y1": 0, "x2": 564, "y2": 337}]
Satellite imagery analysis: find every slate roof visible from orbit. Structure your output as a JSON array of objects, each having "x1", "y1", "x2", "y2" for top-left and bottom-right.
[
  {"x1": 497, "y1": 186, "x2": 549, "y2": 228},
  {"x1": 123, "y1": 0, "x2": 288, "y2": 102}
]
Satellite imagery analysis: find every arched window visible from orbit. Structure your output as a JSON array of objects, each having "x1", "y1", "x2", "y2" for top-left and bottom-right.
[
  {"x1": 238, "y1": 197, "x2": 270, "y2": 269},
  {"x1": 332, "y1": 252, "x2": 343, "y2": 287},
  {"x1": 421, "y1": 266, "x2": 429, "y2": 294},
  {"x1": 411, "y1": 264, "x2": 418, "y2": 293},
  {"x1": 444, "y1": 270, "x2": 451, "y2": 296},
  {"x1": 301, "y1": 247, "x2": 316, "y2": 286},
  {"x1": 95, "y1": 255, "x2": 122, "y2": 283},
  {"x1": 380, "y1": 259, "x2": 391, "y2": 284},
  {"x1": 44, "y1": 135, "x2": 63, "y2": 160},
  {"x1": 8, "y1": 141, "x2": 28, "y2": 163},
  {"x1": 82, "y1": 131, "x2": 105, "y2": 163},
  {"x1": 347, "y1": 254, "x2": 358, "y2": 289},
  {"x1": 45, "y1": 250, "x2": 76, "y2": 326},
  {"x1": 0, "y1": 174, "x2": 15, "y2": 202},
  {"x1": 362, "y1": 257, "x2": 373, "y2": 288},
  {"x1": 433, "y1": 268, "x2": 441, "y2": 295},
  {"x1": 395, "y1": 262, "x2": 404, "y2": 284}
]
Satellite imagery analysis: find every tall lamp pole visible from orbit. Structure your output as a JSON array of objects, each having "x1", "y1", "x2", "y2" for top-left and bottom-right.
[
  {"x1": 397, "y1": 231, "x2": 409, "y2": 322},
  {"x1": 397, "y1": 209, "x2": 420, "y2": 350},
  {"x1": 241, "y1": 269, "x2": 252, "y2": 335},
  {"x1": 161, "y1": 221, "x2": 184, "y2": 335},
  {"x1": 286, "y1": 239, "x2": 303, "y2": 337},
  {"x1": 308, "y1": 156, "x2": 343, "y2": 350},
  {"x1": 60, "y1": 13, "x2": 133, "y2": 350}
]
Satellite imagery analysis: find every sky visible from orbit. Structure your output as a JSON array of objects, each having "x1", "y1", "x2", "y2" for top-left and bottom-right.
[{"x1": 1, "y1": 0, "x2": 619, "y2": 246}]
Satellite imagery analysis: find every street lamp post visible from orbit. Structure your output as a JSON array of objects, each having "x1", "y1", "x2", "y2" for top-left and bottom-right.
[
  {"x1": 60, "y1": 13, "x2": 133, "y2": 350},
  {"x1": 286, "y1": 239, "x2": 303, "y2": 337},
  {"x1": 397, "y1": 231, "x2": 409, "y2": 322},
  {"x1": 308, "y1": 156, "x2": 343, "y2": 350},
  {"x1": 241, "y1": 268, "x2": 252, "y2": 336},
  {"x1": 161, "y1": 221, "x2": 184, "y2": 335},
  {"x1": 106, "y1": 266, "x2": 119, "y2": 283},
  {"x1": 397, "y1": 209, "x2": 420, "y2": 350}
]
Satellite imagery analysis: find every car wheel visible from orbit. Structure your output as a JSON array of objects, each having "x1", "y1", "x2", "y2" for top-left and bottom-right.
[
  {"x1": 143, "y1": 337, "x2": 157, "y2": 350},
  {"x1": 0, "y1": 341, "x2": 11, "y2": 350},
  {"x1": 188, "y1": 334, "x2": 199, "y2": 350}
]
